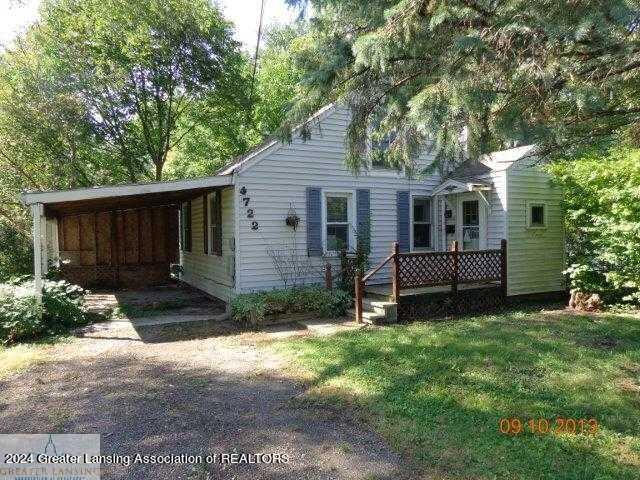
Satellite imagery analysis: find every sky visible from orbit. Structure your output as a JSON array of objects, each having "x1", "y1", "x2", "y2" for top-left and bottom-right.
[{"x1": 0, "y1": 0, "x2": 299, "y2": 51}]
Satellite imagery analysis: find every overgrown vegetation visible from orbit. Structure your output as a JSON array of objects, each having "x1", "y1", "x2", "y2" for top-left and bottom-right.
[
  {"x1": 231, "y1": 286, "x2": 351, "y2": 325},
  {"x1": 0, "y1": 278, "x2": 89, "y2": 344},
  {"x1": 0, "y1": 2, "x2": 305, "y2": 280},
  {"x1": 550, "y1": 147, "x2": 640, "y2": 306},
  {"x1": 284, "y1": 0, "x2": 640, "y2": 173},
  {"x1": 273, "y1": 309, "x2": 640, "y2": 479}
]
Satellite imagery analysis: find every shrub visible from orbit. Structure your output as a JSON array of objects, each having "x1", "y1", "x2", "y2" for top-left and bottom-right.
[
  {"x1": 0, "y1": 279, "x2": 89, "y2": 344},
  {"x1": 231, "y1": 286, "x2": 352, "y2": 325},
  {"x1": 549, "y1": 146, "x2": 640, "y2": 304}
]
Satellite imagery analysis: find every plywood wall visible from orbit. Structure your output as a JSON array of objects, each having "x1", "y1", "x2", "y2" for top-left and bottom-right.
[{"x1": 58, "y1": 205, "x2": 179, "y2": 287}]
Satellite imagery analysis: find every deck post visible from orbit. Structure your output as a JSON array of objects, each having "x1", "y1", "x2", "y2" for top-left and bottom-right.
[
  {"x1": 391, "y1": 242, "x2": 400, "y2": 303},
  {"x1": 355, "y1": 271, "x2": 363, "y2": 323},
  {"x1": 325, "y1": 262, "x2": 333, "y2": 290},
  {"x1": 501, "y1": 239, "x2": 508, "y2": 301},
  {"x1": 451, "y1": 240, "x2": 459, "y2": 296}
]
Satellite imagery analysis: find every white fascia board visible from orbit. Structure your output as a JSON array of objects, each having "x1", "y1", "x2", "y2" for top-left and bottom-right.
[
  {"x1": 431, "y1": 179, "x2": 469, "y2": 196},
  {"x1": 22, "y1": 175, "x2": 233, "y2": 206}
]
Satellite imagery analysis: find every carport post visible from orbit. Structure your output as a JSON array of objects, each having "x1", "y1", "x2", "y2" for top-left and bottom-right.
[{"x1": 31, "y1": 203, "x2": 44, "y2": 305}]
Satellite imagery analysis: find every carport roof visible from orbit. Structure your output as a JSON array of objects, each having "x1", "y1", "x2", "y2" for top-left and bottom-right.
[{"x1": 21, "y1": 174, "x2": 233, "y2": 215}]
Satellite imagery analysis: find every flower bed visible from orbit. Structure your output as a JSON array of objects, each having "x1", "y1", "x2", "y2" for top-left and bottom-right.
[{"x1": 231, "y1": 286, "x2": 352, "y2": 326}]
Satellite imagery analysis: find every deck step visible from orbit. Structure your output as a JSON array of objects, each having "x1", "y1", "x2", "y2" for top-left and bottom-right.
[
  {"x1": 363, "y1": 299, "x2": 397, "y2": 320},
  {"x1": 347, "y1": 309, "x2": 388, "y2": 325},
  {"x1": 362, "y1": 290, "x2": 392, "y2": 302},
  {"x1": 348, "y1": 295, "x2": 398, "y2": 324}
]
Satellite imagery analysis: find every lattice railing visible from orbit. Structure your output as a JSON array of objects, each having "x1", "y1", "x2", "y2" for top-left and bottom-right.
[
  {"x1": 458, "y1": 250, "x2": 502, "y2": 284},
  {"x1": 351, "y1": 239, "x2": 507, "y2": 323},
  {"x1": 397, "y1": 252, "x2": 454, "y2": 289}
]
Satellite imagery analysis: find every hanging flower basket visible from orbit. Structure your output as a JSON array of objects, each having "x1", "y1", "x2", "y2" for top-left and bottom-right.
[{"x1": 285, "y1": 203, "x2": 300, "y2": 230}]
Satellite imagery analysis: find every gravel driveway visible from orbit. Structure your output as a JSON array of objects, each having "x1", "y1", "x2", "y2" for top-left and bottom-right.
[{"x1": 0, "y1": 320, "x2": 416, "y2": 480}]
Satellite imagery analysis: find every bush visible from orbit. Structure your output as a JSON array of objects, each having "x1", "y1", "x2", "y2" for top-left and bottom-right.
[
  {"x1": 231, "y1": 286, "x2": 352, "y2": 325},
  {"x1": 0, "y1": 279, "x2": 89, "y2": 344},
  {"x1": 0, "y1": 223, "x2": 32, "y2": 282},
  {"x1": 549, "y1": 147, "x2": 640, "y2": 305}
]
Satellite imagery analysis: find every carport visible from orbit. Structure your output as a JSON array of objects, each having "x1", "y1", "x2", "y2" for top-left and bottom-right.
[{"x1": 22, "y1": 175, "x2": 232, "y2": 297}]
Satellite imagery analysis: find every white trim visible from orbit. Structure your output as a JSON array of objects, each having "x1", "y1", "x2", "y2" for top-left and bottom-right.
[
  {"x1": 410, "y1": 194, "x2": 434, "y2": 252},
  {"x1": 321, "y1": 189, "x2": 356, "y2": 255},
  {"x1": 432, "y1": 179, "x2": 468, "y2": 196},
  {"x1": 22, "y1": 175, "x2": 234, "y2": 206},
  {"x1": 526, "y1": 200, "x2": 548, "y2": 229},
  {"x1": 432, "y1": 178, "x2": 492, "y2": 197},
  {"x1": 233, "y1": 177, "x2": 241, "y2": 293},
  {"x1": 457, "y1": 193, "x2": 487, "y2": 251}
]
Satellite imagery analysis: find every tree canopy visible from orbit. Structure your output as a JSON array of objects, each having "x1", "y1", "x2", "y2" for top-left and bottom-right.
[
  {"x1": 0, "y1": 1, "x2": 305, "y2": 279},
  {"x1": 284, "y1": 0, "x2": 640, "y2": 172},
  {"x1": 35, "y1": 0, "x2": 247, "y2": 181}
]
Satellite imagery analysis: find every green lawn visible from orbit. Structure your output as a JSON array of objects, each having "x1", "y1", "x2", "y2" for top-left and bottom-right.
[{"x1": 273, "y1": 308, "x2": 640, "y2": 479}]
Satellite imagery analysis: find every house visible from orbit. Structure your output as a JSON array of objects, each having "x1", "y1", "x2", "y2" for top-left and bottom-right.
[{"x1": 22, "y1": 104, "x2": 565, "y2": 312}]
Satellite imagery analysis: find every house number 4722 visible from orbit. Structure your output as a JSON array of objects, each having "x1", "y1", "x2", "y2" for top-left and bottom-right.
[{"x1": 240, "y1": 186, "x2": 259, "y2": 230}]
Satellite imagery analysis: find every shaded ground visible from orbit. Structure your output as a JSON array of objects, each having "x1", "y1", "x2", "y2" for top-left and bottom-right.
[
  {"x1": 273, "y1": 308, "x2": 640, "y2": 480},
  {"x1": 0, "y1": 320, "x2": 416, "y2": 480},
  {"x1": 84, "y1": 283, "x2": 227, "y2": 321}
]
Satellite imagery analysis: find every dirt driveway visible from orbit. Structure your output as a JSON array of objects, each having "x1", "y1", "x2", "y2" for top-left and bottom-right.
[{"x1": 0, "y1": 320, "x2": 414, "y2": 480}]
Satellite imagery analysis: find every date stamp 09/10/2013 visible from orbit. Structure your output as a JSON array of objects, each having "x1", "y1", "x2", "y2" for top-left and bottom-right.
[{"x1": 498, "y1": 417, "x2": 599, "y2": 436}]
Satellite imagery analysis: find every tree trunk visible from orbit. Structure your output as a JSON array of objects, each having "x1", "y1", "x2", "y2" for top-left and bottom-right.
[{"x1": 155, "y1": 161, "x2": 163, "y2": 181}]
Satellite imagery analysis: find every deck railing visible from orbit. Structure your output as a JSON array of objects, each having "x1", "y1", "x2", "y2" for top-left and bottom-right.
[{"x1": 354, "y1": 239, "x2": 507, "y2": 323}]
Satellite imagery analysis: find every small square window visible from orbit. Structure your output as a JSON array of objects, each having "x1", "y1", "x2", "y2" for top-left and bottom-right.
[{"x1": 528, "y1": 203, "x2": 546, "y2": 228}]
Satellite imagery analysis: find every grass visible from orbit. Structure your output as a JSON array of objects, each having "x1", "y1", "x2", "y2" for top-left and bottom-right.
[
  {"x1": 0, "y1": 333, "x2": 70, "y2": 379},
  {"x1": 272, "y1": 307, "x2": 640, "y2": 479}
]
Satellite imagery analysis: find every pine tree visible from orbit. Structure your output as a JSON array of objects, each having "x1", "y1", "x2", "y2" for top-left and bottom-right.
[{"x1": 284, "y1": 0, "x2": 640, "y2": 171}]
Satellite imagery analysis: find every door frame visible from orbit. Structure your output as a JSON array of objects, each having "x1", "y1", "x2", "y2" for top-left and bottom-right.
[{"x1": 456, "y1": 192, "x2": 487, "y2": 251}]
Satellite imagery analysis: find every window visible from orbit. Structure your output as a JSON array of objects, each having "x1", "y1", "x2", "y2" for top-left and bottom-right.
[
  {"x1": 180, "y1": 201, "x2": 192, "y2": 252},
  {"x1": 412, "y1": 197, "x2": 432, "y2": 249},
  {"x1": 528, "y1": 202, "x2": 546, "y2": 228},
  {"x1": 208, "y1": 191, "x2": 222, "y2": 255},
  {"x1": 324, "y1": 193, "x2": 353, "y2": 252}
]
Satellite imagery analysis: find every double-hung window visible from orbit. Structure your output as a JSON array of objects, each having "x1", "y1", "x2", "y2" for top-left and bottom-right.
[
  {"x1": 208, "y1": 191, "x2": 222, "y2": 256},
  {"x1": 324, "y1": 193, "x2": 353, "y2": 253},
  {"x1": 412, "y1": 196, "x2": 432, "y2": 249}
]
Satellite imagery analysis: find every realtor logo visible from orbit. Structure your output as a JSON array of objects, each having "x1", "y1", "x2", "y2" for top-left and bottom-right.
[{"x1": 0, "y1": 434, "x2": 101, "y2": 480}]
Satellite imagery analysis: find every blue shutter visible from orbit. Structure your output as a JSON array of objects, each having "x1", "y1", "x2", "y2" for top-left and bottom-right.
[
  {"x1": 356, "y1": 189, "x2": 371, "y2": 253},
  {"x1": 397, "y1": 191, "x2": 410, "y2": 252},
  {"x1": 306, "y1": 187, "x2": 322, "y2": 256}
]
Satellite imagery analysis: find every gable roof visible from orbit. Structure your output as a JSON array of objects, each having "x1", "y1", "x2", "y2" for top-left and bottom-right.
[
  {"x1": 479, "y1": 144, "x2": 538, "y2": 167},
  {"x1": 217, "y1": 103, "x2": 337, "y2": 176},
  {"x1": 448, "y1": 160, "x2": 492, "y2": 183}
]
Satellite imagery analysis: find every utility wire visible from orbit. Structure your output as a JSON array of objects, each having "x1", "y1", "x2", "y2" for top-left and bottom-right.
[{"x1": 247, "y1": 0, "x2": 266, "y2": 124}]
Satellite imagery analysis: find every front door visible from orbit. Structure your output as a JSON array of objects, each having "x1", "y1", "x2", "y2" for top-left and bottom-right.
[{"x1": 457, "y1": 193, "x2": 485, "y2": 251}]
